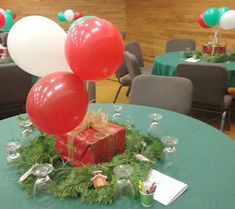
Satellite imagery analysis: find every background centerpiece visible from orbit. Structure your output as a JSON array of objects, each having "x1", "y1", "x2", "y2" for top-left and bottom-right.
[{"x1": 185, "y1": 6, "x2": 235, "y2": 63}]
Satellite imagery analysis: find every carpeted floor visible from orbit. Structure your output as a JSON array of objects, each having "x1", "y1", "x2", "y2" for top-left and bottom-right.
[{"x1": 96, "y1": 76, "x2": 235, "y2": 140}]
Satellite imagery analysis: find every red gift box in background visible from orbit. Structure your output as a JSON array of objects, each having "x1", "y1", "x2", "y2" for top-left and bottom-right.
[
  {"x1": 202, "y1": 44, "x2": 226, "y2": 55},
  {"x1": 56, "y1": 117, "x2": 126, "y2": 167}
]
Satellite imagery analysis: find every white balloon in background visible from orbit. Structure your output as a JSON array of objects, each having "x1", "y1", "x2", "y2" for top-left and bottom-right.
[
  {"x1": 0, "y1": 8, "x2": 4, "y2": 14},
  {"x1": 219, "y1": 10, "x2": 235, "y2": 30},
  {"x1": 64, "y1": 9, "x2": 74, "y2": 21},
  {"x1": 7, "y1": 15, "x2": 71, "y2": 77}
]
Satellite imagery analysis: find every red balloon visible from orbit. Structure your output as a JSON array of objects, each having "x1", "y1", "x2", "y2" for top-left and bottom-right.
[
  {"x1": 12, "y1": 12, "x2": 16, "y2": 19},
  {"x1": 73, "y1": 11, "x2": 83, "y2": 20},
  {"x1": 198, "y1": 13, "x2": 210, "y2": 28},
  {"x1": 0, "y1": 13, "x2": 5, "y2": 28},
  {"x1": 65, "y1": 17, "x2": 124, "y2": 81},
  {"x1": 26, "y1": 72, "x2": 88, "y2": 135}
]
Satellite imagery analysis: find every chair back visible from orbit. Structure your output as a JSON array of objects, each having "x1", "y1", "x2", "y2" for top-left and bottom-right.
[
  {"x1": 0, "y1": 32, "x2": 8, "y2": 47},
  {"x1": 176, "y1": 63, "x2": 228, "y2": 107},
  {"x1": 130, "y1": 74, "x2": 193, "y2": 114},
  {"x1": 115, "y1": 59, "x2": 128, "y2": 81},
  {"x1": 83, "y1": 81, "x2": 96, "y2": 103},
  {"x1": 0, "y1": 64, "x2": 32, "y2": 118},
  {"x1": 124, "y1": 51, "x2": 142, "y2": 80},
  {"x1": 125, "y1": 41, "x2": 144, "y2": 67},
  {"x1": 165, "y1": 38, "x2": 196, "y2": 52},
  {"x1": 120, "y1": 31, "x2": 126, "y2": 40}
]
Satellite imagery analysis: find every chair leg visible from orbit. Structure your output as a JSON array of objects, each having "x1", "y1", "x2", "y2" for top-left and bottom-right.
[
  {"x1": 220, "y1": 111, "x2": 227, "y2": 131},
  {"x1": 225, "y1": 108, "x2": 231, "y2": 131},
  {"x1": 113, "y1": 85, "x2": 124, "y2": 103},
  {"x1": 126, "y1": 86, "x2": 131, "y2": 97}
]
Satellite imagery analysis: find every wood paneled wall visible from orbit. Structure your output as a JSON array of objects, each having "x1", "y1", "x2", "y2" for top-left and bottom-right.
[
  {"x1": 2, "y1": 0, "x2": 235, "y2": 65},
  {"x1": 126, "y1": 0, "x2": 235, "y2": 64},
  {"x1": 0, "y1": 0, "x2": 125, "y2": 31}
]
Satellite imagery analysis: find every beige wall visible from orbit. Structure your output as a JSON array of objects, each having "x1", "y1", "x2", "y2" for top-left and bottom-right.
[
  {"x1": 2, "y1": 0, "x2": 235, "y2": 65},
  {"x1": 1, "y1": 0, "x2": 126, "y2": 31},
  {"x1": 126, "y1": 0, "x2": 235, "y2": 64}
]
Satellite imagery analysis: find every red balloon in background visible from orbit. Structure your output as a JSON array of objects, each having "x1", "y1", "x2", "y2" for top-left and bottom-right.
[
  {"x1": 73, "y1": 11, "x2": 83, "y2": 20},
  {"x1": 12, "y1": 12, "x2": 16, "y2": 19},
  {"x1": 26, "y1": 72, "x2": 88, "y2": 135},
  {"x1": 0, "y1": 13, "x2": 5, "y2": 28},
  {"x1": 65, "y1": 17, "x2": 124, "y2": 81},
  {"x1": 198, "y1": 13, "x2": 211, "y2": 28}
]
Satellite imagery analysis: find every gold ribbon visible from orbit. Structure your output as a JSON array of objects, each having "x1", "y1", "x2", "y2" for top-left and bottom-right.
[
  {"x1": 207, "y1": 26, "x2": 226, "y2": 55},
  {"x1": 66, "y1": 109, "x2": 115, "y2": 164}
]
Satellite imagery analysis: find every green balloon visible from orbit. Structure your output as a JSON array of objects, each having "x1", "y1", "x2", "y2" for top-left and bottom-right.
[
  {"x1": 57, "y1": 12, "x2": 66, "y2": 22},
  {"x1": 68, "y1": 16, "x2": 96, "y2": 31},
  {"x1": 3, "y1": 13, "x2": 14, "y2": 31},
  {"x1": 204, "y1": 7, "x2": 220, "y2": 27},
  {"x1": 218, "y1": 7, "x2": 230, "y2": 17},
  {"x1": 5, "y1": 9, "x2": 13, "y2": 16}
]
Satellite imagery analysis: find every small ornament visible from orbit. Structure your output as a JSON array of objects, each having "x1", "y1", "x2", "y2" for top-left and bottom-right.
[
  {"x1": 91, "y1": 170, "x2": 108, "y2": 188},
  {"x1": 18, "y1": 163, "x2": 39, "y2": 183},
  {"x1": 135, "y1": 153, "x2": 154, "y2": 163},
  {"x1": 135, "y1": 141, "x2": 155, "y2": 163}
]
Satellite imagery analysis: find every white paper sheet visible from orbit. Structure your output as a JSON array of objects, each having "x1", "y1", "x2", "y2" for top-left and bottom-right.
[
  {"x1": 185, "y1": 57, "x2": 200, "y2": 62},
  {"x1": 146, "y1": 169, "x2": 188, "y2": 206}
]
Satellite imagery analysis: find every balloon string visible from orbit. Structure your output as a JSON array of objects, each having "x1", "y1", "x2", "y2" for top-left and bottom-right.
[{"x1": 211, "y1": 26, "x2": 220, "y2": 55}]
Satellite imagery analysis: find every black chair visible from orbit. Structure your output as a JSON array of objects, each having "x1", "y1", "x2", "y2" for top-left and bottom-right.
[
  {"x1": 130, "y1": 74, "x2": 193, "y2": 115},
  {"x1": 120, "y1": 31, "x2": 126, "y2": 40},
  {"x1": 176, "y1": 62, "x2": 232, "y2": 131},
  {"x1": 0, "y1": 64, "x2": 33, "y2": 119},
  {"x1": 165, "y1": 38, "x2": 196, "y2": 52},
  {"x1": 113, "y1": 52, "x2": 142, "y2": 103},
  {"x1": 84, "y1": 81, "x2": 96, "y2": 103},
  {"x1": 125, "y1": 41, "x2": 152, "y2": 74},
  {"x1": 113, "y1": 55, "x2": 131, "y2": 103},
  {"x1": 0, "y1": 32, "x2": 8, "y2": 47}
]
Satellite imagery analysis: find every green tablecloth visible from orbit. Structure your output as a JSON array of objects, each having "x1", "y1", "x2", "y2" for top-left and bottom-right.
[
  {"x1": 152, "y1": 51, "x2": 235, "y2": 87},
  {"x1": 0, "y1": 104, "x2": 235, "y2": 209}
]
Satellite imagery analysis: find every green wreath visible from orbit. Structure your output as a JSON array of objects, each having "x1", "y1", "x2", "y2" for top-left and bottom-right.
[
  {"x1": 14, "y1": 123, "x2": 164, "y2": 205},
  {"x1": 183, "y1": 50, "x2": 235, "y2": 63}
]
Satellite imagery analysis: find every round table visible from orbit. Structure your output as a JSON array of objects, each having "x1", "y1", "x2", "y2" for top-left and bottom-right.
[
  {"x1": 152, "y1": 51, "x2": 235, "y2": 87},
  {"x1": 0, "y1": 104, "x2": 235, "y2": 209}
]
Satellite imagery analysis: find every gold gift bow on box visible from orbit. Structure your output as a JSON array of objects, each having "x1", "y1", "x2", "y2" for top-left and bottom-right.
[{"x1": 67, "y1": 109, "x2": 115, "y2": 165}]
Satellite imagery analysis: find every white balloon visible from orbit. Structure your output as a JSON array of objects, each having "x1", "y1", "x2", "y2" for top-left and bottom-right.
[
  {"x1": 64, "y1": 9, "x2": 74, "y2": 21},
  {"x1": 7, "y1": 15, "x2": 71, "y2": 77},
  {"x1": 0, "y1": 8, "x2": 5, "y2": 14},
  {"x1": 219, "y1": 10, "x2": 235, "y2": 30}
]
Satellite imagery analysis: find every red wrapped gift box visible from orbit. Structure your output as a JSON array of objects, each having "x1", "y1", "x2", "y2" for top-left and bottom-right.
[
  {"x1": 56, "y1": 121, "x2": 126, "y2": 167},
  {"x1": 202, "y1": 44, "x2": 226, "y2": 55}
]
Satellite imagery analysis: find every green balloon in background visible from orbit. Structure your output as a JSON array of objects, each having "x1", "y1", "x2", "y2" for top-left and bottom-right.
[
  {"x1": 204, "y1": 7, "x2": 220, "y2": 27},
  {"x1": 3, "y1": 13, "x2": 14, "y2": 31},
  {"x1": 218, "y1": 7, "x2": 230, "y2": 17},
  {"x1": 68, "y1": 16, "x2": 96, "y2": 31},
  {"x1": 5, "y1": 9, "x2": 13, "y2": 16},
  {"x1": 57, "y1": 12, "x2": 66, "y2": 22}
]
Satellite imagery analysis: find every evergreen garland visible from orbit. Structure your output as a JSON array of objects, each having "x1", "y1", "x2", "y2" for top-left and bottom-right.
[
  {"x1": 13, "y1": 124, "x2": 164, "y2": 205},
  {"x1": 183, "y1": 50, "x2": 235, "y2": 63}
]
